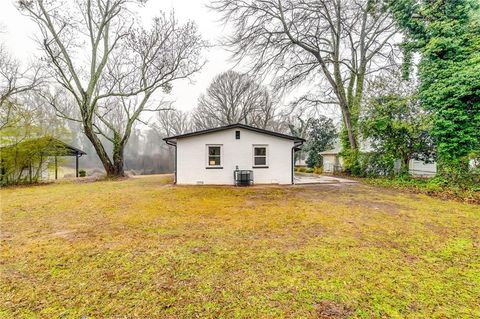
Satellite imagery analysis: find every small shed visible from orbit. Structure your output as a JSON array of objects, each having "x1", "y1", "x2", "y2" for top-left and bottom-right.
[{"x1": 320, "y1": 149, "x2": 343, "y2": 173}]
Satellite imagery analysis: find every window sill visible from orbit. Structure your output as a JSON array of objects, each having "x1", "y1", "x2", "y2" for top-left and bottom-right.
[
  {"x1": 206, "y1": 166, "x2": 223, "y2": 169},
  {"x1": 252, "y1": 166, "x2": 269, "y2": 169}
]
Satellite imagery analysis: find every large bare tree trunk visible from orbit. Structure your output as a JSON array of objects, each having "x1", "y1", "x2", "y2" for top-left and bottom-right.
[{"x1": 83, "y1": 123, "x2": 115, "y2": 175}]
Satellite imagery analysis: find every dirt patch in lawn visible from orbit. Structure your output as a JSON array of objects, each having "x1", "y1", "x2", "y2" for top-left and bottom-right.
[
  {"x1": 342, "y1": 199, "x2": 408, "y2": 214},
  {"x1": 50, "y1": 229, "x2": 92, "y2": 241},
  {"x1": 315, "y1": 301, "x2": 353, "y2": 319},
  {"x1": 295, "y1": 183, "x2": 415, "y2": 215}
]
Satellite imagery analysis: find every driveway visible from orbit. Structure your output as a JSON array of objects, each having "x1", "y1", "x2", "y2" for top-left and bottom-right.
[{"x1": 294, "y1": 173, "x2": 357, "y2": 185}]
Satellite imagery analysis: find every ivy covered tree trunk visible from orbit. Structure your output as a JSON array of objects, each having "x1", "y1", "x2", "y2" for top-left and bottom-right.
[{"x1": 111, "y1": 140, "x2": 126, "y2": 177}]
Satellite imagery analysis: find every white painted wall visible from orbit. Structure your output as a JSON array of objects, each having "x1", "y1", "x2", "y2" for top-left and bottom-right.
[
  {"x1": 322, "y1": 154, "x2": 343, "y2": 173},
  {"x1": 322, "y1": 154, "x2": 337, "y2": 173},
  {"x1": 409, "y1": 159, "x2": 437, "y2": 177},
  {"x1": 176, "y1": 128, "x2": 295, "y2": 185}
]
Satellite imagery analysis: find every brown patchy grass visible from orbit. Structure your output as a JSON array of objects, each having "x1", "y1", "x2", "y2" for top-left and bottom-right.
[{"x1": 1, "y1": 174, "x2": 479, "y2": 318}]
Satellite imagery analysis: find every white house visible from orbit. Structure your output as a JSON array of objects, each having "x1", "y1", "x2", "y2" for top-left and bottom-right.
[{"x1": 163, "y1": 123, "x2": 304, "y2": 185}]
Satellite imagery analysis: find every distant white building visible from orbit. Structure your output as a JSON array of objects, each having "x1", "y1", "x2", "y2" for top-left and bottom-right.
[
  {"x1": 319, "y1": 148, "x2": 344, "y2": 173},
  {"x1": 320, "y1": 148, "x2": 438, "y2": 177},
  {"x1": 407, "y1": 159, "x2": 437, "y2": 177},
  {"x1": 164, "y1": 123, "x2": 304, "y2": 185}
]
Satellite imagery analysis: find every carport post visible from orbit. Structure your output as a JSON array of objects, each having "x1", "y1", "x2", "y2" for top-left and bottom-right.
[
  {"x1": 55, "y1": 156, "x2": 58, "y2": 180},
  {"x1": 75, "y1": 154, "x2": 79, "y2": 178}
]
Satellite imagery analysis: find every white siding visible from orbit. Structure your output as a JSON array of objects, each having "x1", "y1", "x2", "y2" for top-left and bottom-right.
[
  {"x1": 322, "y1": 154, "x2": 337, "y2": 173},
  {"x1": 409, "y1": 159, "x2": 437, "y2": 177},
  {"x1": 176, "y1": 128, "x2": 294, "y2": 185},
  {"x1": 322, "y1": 154, "x2": 343, "y2": 173}
]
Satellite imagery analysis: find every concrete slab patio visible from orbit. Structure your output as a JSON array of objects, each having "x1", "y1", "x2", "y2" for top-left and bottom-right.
[{"x1": 294, "y1": 173, "x2": 358, "y2": 185}]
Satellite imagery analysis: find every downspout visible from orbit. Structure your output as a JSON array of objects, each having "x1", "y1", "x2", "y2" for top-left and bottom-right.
[
  {"x1": 165, "y1": 139, "x2": 177, "y2": 184},
  {"x1": 291, "y1": 139, "x2": 304, "y2": 184},
  {"x1": 291, "y1": 146, "x2": 294, "y2": 184}
]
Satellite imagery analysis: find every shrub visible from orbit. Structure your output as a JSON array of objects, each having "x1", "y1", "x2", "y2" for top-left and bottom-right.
[
  {"x1": 341, "y1": 148, "x2": 361, "y2": 176},
  {"x1": 364, "y1": 175, "x2": 480, "y2": 204},
  {"x1": 313, "y1": 167, "x2": 323, "y2": 175},
  {"x1": 79, "y1": 170, "x2": 87, "y2": 177},
  {"x1": 295, "y1": 167, "x2": 305, "y2": 173},
  {"x1": 438, "y1": 161, "x2": 480, "y2": 190},
  {"x1": 357, "y1": 152, "x2": 396, "y2": 177}
]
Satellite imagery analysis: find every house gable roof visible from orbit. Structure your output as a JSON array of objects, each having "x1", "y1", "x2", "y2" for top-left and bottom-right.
[{"x1": 163, "y1": 123, "x2": 305, "y2": 143}]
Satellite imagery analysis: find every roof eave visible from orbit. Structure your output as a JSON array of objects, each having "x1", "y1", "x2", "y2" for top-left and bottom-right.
[{"x1": 163, "y1": 123, "x2": 303, "y2": 142}]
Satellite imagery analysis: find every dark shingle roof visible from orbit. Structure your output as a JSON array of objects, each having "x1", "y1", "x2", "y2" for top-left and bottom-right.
[{"x1": 163, "y1": 123, "x2": 305, "y2": 143}]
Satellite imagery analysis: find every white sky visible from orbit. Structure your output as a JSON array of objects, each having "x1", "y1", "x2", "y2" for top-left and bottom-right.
[
  {"x1": 0, "y1": 0, "x2": 241, "y2": 112},
  {"x1": 0, "y1": 0, "x2": 342, "y2": 123}
]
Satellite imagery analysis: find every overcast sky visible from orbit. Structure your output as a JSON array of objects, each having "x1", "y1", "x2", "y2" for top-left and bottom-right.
[
  {"x1": 1, "y1": 0, "x2": 342, "y2": 123},
  {"x1": 0, "y1": 0, "x2": 243, "y2": 112}
]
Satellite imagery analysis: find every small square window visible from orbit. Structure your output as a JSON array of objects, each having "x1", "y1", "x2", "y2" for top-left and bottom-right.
[
  {"x1": 207, "y1": 146, "x2": 222, "y2": 167},
  {"x1": 235, "y1": 131, "x2": 240, "y2": 139},
  {"x1": 253, "y1": 146, "x2": 267, "y2": 167}
]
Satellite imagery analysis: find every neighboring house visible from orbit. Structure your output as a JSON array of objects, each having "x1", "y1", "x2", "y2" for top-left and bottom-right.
[
  {"x1": 320, "y1": 149, "x2": 343, "y2": 173},
  {"x1": 163, "y1": 123, "x2": 304, "y2": 185}
]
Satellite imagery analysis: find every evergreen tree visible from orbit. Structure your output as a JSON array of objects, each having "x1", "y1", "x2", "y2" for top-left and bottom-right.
[
  {"x1": 390, "y1": 0, "x2": 480, "y2": 181},
  {"x1": 305, "y1": 116, "x2": 337, "y2": 168}
]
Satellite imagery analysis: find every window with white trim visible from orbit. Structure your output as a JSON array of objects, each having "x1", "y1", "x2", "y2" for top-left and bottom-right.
[
  {"x1": 207, "y1": 145, "x2": 222, "y2": 167},
  {"x1": 253, "y1": 145, "x2": 268, "y2": 167}
]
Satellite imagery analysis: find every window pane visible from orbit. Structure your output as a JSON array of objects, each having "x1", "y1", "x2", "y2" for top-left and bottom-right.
[
  {"x1": 209, "y1": 147, "x2": 220, "y2": 156},
  {"x1": 254, "y1": 156, "x2": 266, "y2": 166},
  {"x1": 209, "y1": 156, "x2": 221, "y2": 166},
  {"x1": 254, "y1": 147, "x2": 266, "y2": 156}
]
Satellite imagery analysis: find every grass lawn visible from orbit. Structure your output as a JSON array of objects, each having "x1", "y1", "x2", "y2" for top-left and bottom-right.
[{"x1": 1, "y1": 175, "x2": 479, "y2": 318}]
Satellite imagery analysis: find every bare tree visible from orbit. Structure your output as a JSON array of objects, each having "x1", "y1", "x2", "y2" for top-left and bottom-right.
[
  {"x1": 191, "y1": 70, "x2": 278, "y2": 130},
  {"x1": 150, "y1": 108, "x2": 191, "y2": 173},
  {"x1": 19, "y1": 0, "x2": 206, "y2": 177},
  {"x1": 154, "y1": 108, "x2": 192, "y2": 137},
  {"x1": 210, "y1": 0, "x2": 399, "y2": 152},
  {"x1": 0, "y1": 45, "x2": 43, "y2": 131}
]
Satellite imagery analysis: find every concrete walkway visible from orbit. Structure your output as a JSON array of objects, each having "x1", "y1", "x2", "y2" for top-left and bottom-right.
[{"x1": 294, "y1": 173, "x2": 357, "y2": 185}]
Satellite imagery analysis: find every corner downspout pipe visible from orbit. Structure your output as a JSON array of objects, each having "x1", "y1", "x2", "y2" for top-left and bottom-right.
[
  {"x1": 165, "y1": 139, "x2": 177, "y2": 184},
  {"x1": 292, "y1": 140, "x2": 304, "y2": 184}
]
